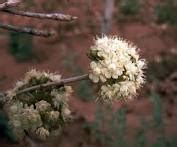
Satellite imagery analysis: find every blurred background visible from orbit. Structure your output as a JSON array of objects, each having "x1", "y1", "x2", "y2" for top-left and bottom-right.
[{"x1": 0, "y1": 0, "x2": 177, "y2": 146}]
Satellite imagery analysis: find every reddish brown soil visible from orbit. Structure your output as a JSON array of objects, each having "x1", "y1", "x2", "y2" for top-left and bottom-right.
[{"x1": 0, "y1": 0, "x2": 177, "y2": 147}]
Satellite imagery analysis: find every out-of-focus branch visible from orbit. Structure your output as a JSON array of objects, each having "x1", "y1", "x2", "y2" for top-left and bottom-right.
[
  {"x1": 0, "y1": 0, "x2": 21, "y2": 10},
  {"x1": 16, "y1": 74, "x2": 89, "y2": 95},
  {"x1": 3, "y1": 9, "x2": 77, "y2": 21},
  {"x1": 101, "y1": 0, "x2": 115, "y2": 34},
  {"x1": 0, "y1": 1, "x2": 77, "y2": 38},
  {"x1": 0, "y1": 22, "x2": 55, "y2": 37}
]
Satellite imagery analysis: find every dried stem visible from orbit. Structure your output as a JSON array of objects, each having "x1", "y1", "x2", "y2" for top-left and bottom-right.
[
  {"x1": 16, "y1": 74, "x2": 89, "y2": 95},
  {"x1": 0, "y1": 1, "x2": 77, "y2": 37},
  {"x1": 101, "y1": 0, "x2": 114, "y2": 34},
  {"x1": 0, "y1": 22, "x2": 55, "y2": 37},
  {"x1": 0, "y1": 3, "x2": 8, "y2": 10},
  {"x1": 0, "y1": 0, "x2": 21, "y2": 10},
  {"x1": 3, "y1": 9, "x2": 77, "y2": 21}
]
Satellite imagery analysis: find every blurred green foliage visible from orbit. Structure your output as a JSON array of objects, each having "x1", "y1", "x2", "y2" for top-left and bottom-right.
[
  {"x1": 25, "y1": 0, "x2": 35, "y2": 7},
  {"x1": 155, "y1": 0, "x2": 177, "y2": 25},
  {"x1": 119, "y1": 0, "x2": 141, "y2": 15},
  {"x1": 9, "y1": 32, "x2": 34, "y2": 62},
  {"x1": 87, "y1": 105, "x2": 127, "y2": 147},
  {"x1": 0, "y1": 112, "x2": 16, "y2": 143},
  {"x1": 150, "y1": 92, "x2": 163, "y2": 128},
  {"x1": 147, "y1": 54, "x2": 177, "y2": 82},
  {"x1": 62, "y1": 50, "x2": 94, "y2": 101},
  {"x1": 76, "y1": 80, "x2": 95, "y2": 101},
  {"x1": 41, "y1": 0, "x2": 67, "y2": 11},
  {"x1": 86, "y1": 92, "x2": 177, "y2": 147},
  {"x1": 134, "y1": 118, "x2": 147, "y2": 147},
  {"x1": 110, "y1": 108, "x2": 127, "y2": 147}
]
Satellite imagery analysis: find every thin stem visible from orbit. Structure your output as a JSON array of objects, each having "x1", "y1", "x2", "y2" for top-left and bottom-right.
[
  {"x1": 16, "y1": 74, "x2": 89, "y2": 95},
  {"x1": 0, "y1": 3, "x2": 8, "y2": 10},
  {"x1": 0, "y1": 0, "x2": 22, "y2": 10},
  {"x1": 0, "y1": 22, "x2": 55, "y2": 37},
  {"x1": 3, "y1": 9, "x2": 77, "y2": 21}
]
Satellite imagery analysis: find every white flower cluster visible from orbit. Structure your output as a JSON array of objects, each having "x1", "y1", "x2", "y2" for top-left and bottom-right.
[
  {"x1": 88, "y1": 36, "x2": 146, "y2": 102},
  {"x1": 5, "y1": 69, "x2": 72, "y2": 141}
]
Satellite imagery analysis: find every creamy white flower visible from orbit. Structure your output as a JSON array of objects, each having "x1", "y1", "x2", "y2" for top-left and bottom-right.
[
  {"x1": 24, "y1": 69, "x2": 62, "y2": 83},
  {"x1": 125, "y1": 62, "x2": 138, "y2": 80},
  {"x1": 9, "y1": 102, "x2": 23, "y2": 113},
  {"x1": 49, "y1": 74, "x2": 61, "y2": 82},
  {"x1": 21, "y1": 106, "x2": 42, "y2": 130},
  {"x1": 100, "y1": 82, "x2": 137, "y2": 102},
  {"x1": 119, "y1": 81, "x2": 136, "y2": 97},
  {"x1": 49, "y1": 111, "x2": 60, "y2": 121},
  {"x1": 51, "y1": 86, "x2": 72, "y2": 119},
  {"x1": 89, "y1": 73, "x2": 99, "y2": 83},
  {"x1": 35, "y1": 127, "x2": 50, "y2": 140},
  {"x1": 15, "y1": 81, "x2": 25, "y2": 89},
  {"x1": 63, "y1": 108, "x2": 71, "y2": 116},
  {"x1": 88, "y1": 36, "x2": 146, "y2": 102},
  {"x1": 65, "y1": 86, "x2": 73, "y2": 97},
  {"x1": 25, "y1": 69, "x2": 40, "y2": 81},
  {"x1": 52, "y1": 92, "x2": 66, "y2": 109},
  {"x1": 35, "y1": 100, "x2": 51, "y2": 112}
]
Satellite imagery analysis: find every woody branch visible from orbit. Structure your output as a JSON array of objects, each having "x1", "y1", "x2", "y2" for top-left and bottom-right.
[
  {"x1": 0, "y1": 0, "x2": 77, "y2": 36},
  {"x1": 0, "y1": 0, "x2": 22, "y2": 10},
  {"x1": 3, "y1": 9, "x2": 77, "y2": 21},
  {"x1": 16, "y1": 74, "x2": 89, "y2": 95},
  {"x1": 0, "y1": 74, "x2": 89, "y2": 106},
  {"x1": 0, "y1": 22, "x2": 55, "y2": 37}
]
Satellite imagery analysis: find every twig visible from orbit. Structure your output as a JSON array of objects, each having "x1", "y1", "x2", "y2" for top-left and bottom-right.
[
  {"x1": 0, "y1": 3, "x2": 8, "y2": 10},
  {"x1": 16, "y1": 74, "x2": 89, "y2": 95},
  {"x1": 0, "y1": 22, "x2": 55, "y2": 37},
  {"x1": 3, "y1": 9, "x2": 77, "y2": 21},
  {"x1": 0, "y1": 0, "x2": 21, "y2": 10},
  {"x1": 101, "y1": 0, "x2": 114, "y2": 34}
]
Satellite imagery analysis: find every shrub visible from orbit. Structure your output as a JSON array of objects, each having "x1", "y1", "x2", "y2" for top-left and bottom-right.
[
  {"x1": 119, "y1": 0, "x2": 140, "y2": 15},
  {"x1": 155, "y1": 0, "x2": 177, "y2": 25},
  {"x1": 9, "y1": 32, "x2": 33, "y2": 62}
]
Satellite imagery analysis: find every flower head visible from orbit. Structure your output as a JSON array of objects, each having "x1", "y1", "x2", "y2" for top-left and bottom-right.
[
  {"x1": 5, "y1": 69, "x2": 72, "y2": 141},
  {"x1": 88, "y1": 36, "x2": 146, "y2": 102}
]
